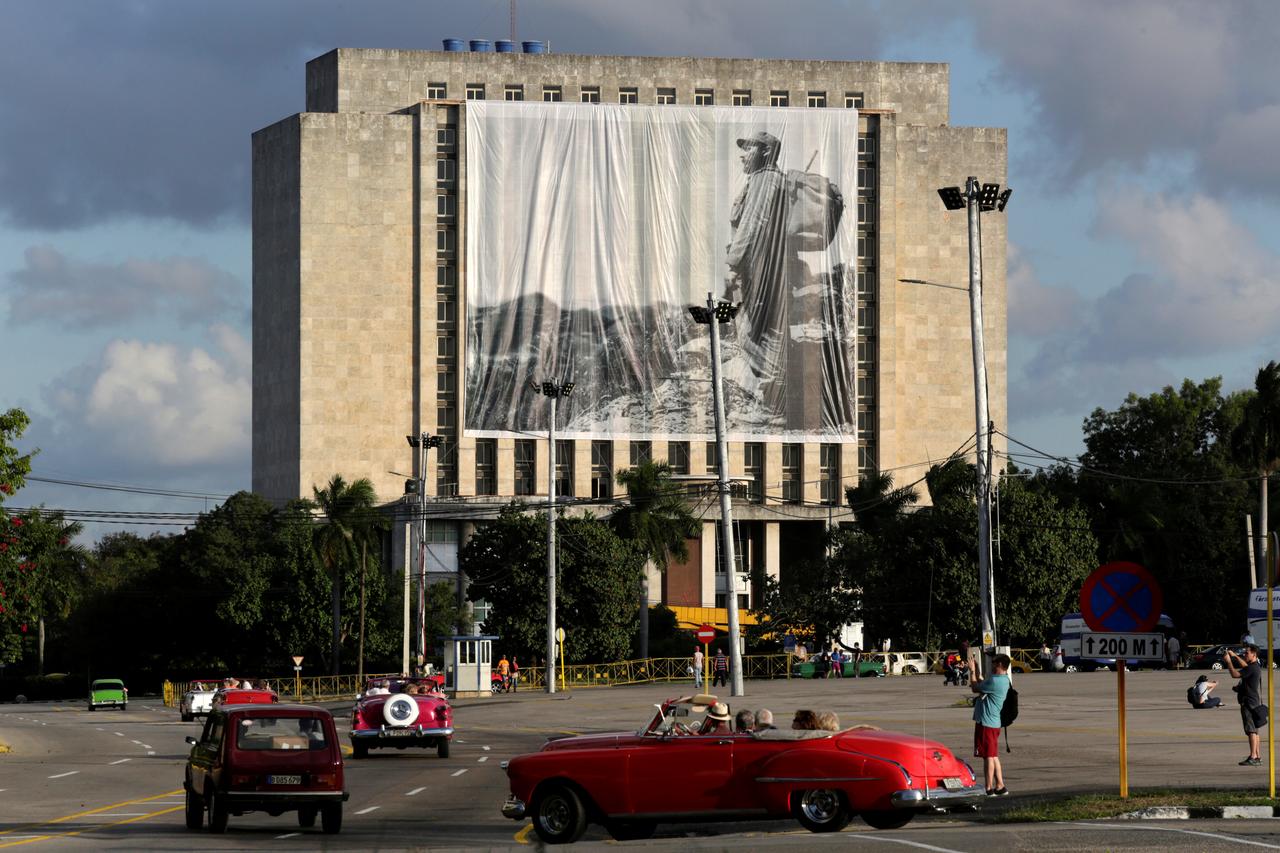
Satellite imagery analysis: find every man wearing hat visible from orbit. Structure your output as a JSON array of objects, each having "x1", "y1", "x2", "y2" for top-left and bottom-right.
[{"x1": 700, "y1": 702, "x2": 733, "y2": 735}]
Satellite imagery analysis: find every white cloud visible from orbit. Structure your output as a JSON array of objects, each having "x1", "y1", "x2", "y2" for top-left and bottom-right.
[{"x1": 1007, "y1": 244, "x2": 1083, "y2": 339}]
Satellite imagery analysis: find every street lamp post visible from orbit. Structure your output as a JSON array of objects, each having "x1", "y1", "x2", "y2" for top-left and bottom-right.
[
  {"x1": 689, "y1": 295, "x2": 745, "y2": 698},
  {"x1": 533, "y1": 379, "x2": 574, "y2": 693},
  {"x1": 937, "y1": 177, "x2": 1011, "y2": 664},
  {"x1": 406, "y1": 432, "x2": 441, "y2": 673}
]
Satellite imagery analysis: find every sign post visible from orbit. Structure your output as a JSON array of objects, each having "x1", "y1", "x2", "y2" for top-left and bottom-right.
[
  {"x1": 555, "y1": 627, "x2": 566, "y2": 693},
  {"x1": 696, "y1": 624, "x2": 716, "y2": 688},
  {"x1": 291, "y1": 655, "x2": 304, "y2": 701},
  {"x1": 1079, "y1": 561, "x2": 1164, "y2": 799},
  {"x1": 1269, "y1": 532, "x2": 1277, "y2": 798}
]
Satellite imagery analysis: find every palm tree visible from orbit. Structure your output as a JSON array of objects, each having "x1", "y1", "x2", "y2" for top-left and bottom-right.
[
  {"x1": 611, "y1": 460, "x2": 699, "y2": 659},
  {"x1": 845, "y1": 469, "x2": 918, "y2": 533},
  {"x1": 1233, "y1": 361, "x2": 1280, "y2": 577},
  {"x1": 311, "y1": 475, "x2": 382, "y2": 677}
]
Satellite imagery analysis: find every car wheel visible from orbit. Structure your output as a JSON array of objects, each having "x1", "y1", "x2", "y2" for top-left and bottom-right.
[
  {"x1": 791, "y1": 788, "x2": 851, "y2": 832},
  {"x1": 902, "y1": 666, "x2": 919, "y2": 675},
  {"x1": 862, "y1": 810, "x2": 913, "y2": 830},
  {"x1": 491, "y1": 682, "x2": 503, "y2": 695},
  {"x1": 321, "y1": 803, "x2": 342, "y2": 834},
  {"x1": 184, "y1": 788, "x2": 203, "y2": 831},
  {"x1": 297, "y1": 807, "x2": 317, "y2": 828},
  {"x1": 1211, "y1": 662, "x2": 1224, "y2": 670},
  {"x1": 207, "y1": 789, "x2": 228, "y2": 834},
  {"x1": 437, "y1": 739, "x2": 450, "y2": 759},
  {"x1": 532, "y1": 783, "x2": 588, "y2": 845},
  {"x1": 606, "y1": 819, "x2": 656, "y2": 841},
  {"x1": 1064, "y1": 664, "x2": 1078, "y2": 673},
  {"x1": 352, "y1": 741, "x2": 368, "y2": 759}
]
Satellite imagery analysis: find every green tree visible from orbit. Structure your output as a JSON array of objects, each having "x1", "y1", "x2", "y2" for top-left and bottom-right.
[
  {"x1": 464, "y1": 505, "x2": 645, "y2": 664},
  {"x1": 749, "y1": 537, "x2": 859, "y2": 651},
  {"x1": 611, "y1": 460, "x2": 699, "y2": 658},
  {"x1": 310, "y1": 475, "x2": 381, "y2": 676},
  {"x1": 0, "y1": 409, "x2": 35, "y2": 665},
  {"x1": 1232, "y1": 362, "x2": 1280, "y2": 574},
  {"x1": 13, "y1": 509, "x2": 85, "y2": 675}
]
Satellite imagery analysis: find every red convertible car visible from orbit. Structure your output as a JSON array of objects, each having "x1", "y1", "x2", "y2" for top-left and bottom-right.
[
  {"x1": 349, "y1": 677, "x2": 453, "y2": 759},
  {"x1": 501, "y1": 694, "x2": 984, "y2": 844},
  {"x1": 211, "y1": 687, "x2": 278, "y2": 709}
]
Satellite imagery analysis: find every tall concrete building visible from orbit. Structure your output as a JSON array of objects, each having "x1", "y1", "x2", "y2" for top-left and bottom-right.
[{"x1": 252, "y1": 44, "x2": 1007, "y2": 634}]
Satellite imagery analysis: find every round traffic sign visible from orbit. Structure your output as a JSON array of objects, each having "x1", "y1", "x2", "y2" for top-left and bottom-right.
[
  {"x1": 1079, "y1": 561, "x2": 1163, "y2": 634},
  {"x1": 555, "y1": 627, "x2": 565, "y2": 643},
  {"x1": 695, "y1": 624, "x2": 716, "y2": 644}
]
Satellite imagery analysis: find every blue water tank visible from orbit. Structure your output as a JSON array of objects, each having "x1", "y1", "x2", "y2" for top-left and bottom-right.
[
  {"x1": 442, "y1": 38, "x2": 466, "y2": 52},
  {"x1": 495, "y1": 39, "x2": 516, "y2": 53},
  {"x1": 522, "y1": 40, "x2": 546, "y2": 54},
  {"x1": 470, "y1": 39, "x2": 493, "y2": 52}
]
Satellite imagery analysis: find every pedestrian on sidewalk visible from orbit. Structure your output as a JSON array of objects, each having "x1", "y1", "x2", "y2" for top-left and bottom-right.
[
  {"x1": 713, "y1": 647, "x2": 729, "y2": 688},
  {"x1": 1225, "y1": 645, "x2": 1264, "y2": 765},
  {"x1": 693, "y1": 645, "x2": 704, "y2": 688},
  {"x1": 970, "y1": 652, "x2": 1011, "y2": 796}
]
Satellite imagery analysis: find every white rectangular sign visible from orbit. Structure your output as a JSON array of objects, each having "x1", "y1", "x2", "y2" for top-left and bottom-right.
[{"x1": 1080, "y1": 632, "x2": 1165, "y2": 661}]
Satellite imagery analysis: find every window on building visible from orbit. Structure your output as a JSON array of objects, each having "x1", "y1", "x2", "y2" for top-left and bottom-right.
[
  {"x1": 436, "y1": 158, "x2": 456, "y2": 184},
  {"x1": 436, "y1": 193, "x2": 456, "y2": 219},
  {"x1": 629, "y1": 440, "x2": 652, "y2": 468},
  {"x1": 656, "y1": 87, "x2": 676, "y2": 105},
  {"x1": 504, "y1": 84, "x2": 524, "y2": 101},
  {"x1": 705, "y1": 441, "x2": 718, "y2": 475},
  {"x1": 618, "y1": 86, "x2": 638, "y2": 104},
  {"x1": 435, "y1": 446, "x2": 456, "y2": 496},
  {"x1": 475, "y1": 439, "x2": 497, "y2": 496},
  {"x1": 426, "y1": 82, "x2": 447, "y2": 100},
  {"x1": 436, "y1": 227, "x2": 455, "y2": 255},
  {"x1": 782, "y1": 444, "x2": 802, "y2": 504},
  {"x1": 436, "y1": 125, "x2": 457, "y2": 147},
  {"x1": 732, "y1": 89, "x2": 752, "y2": 106},
  {"x1": 744, "y1": 442, "x2": 764, "y2": 503},
  {"x1": 694, "y1": 88, "x2": 714, "y2": 106},
  {"x1": 437, "y1": 335, "x2": 455, "y2": 359},
  {"x1": 514, "y1": 439, "x2": 536, "y2": 496},
  {"x1": 858, "y1": 444, "x2": 877, "y2": 475},
  {"x1": 436, "y1": 264, "x2": 456, "y2": 291},
  {"x1": 820, "y1": 444, "x2": 840, "y2": 506},
  {"x1": 555, "y1": 439, "x2": 574, "y2": 497},
  {"x1": 807, "y1": 91, "x2": 827, "y2": 108},
  {"x1": 669, "y1": 440, "x2": 690, "y2": 476},
  {"x1": 715, "y1": 593, "x2": 752, "y2": 610},
  {"x1": 769, "y1": 90, "x2": 789, "y2": 107},
  {"x1": 466, "y1": 84, "x2": 485, "y2": 100},
  {"x1": 591, "y1": 440, "x2": 612, "y2": 500},
  {"x1": 542, "y1": 85, "x2": 562, "y2": 102},
  {"x1": 436, "y1": 298, "x2": 456, "y2": 325},
  {"x1": 844, "y1": 91, "x2": 864, "y2": 109},
  {"x1": 436, "y1": 370, "x2": 456, "y2": 395},
  {"x1": 580, "y1": 86, "x2": 600, "y2": 103}
]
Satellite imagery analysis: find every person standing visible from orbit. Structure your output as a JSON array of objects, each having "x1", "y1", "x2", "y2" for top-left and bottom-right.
[
  {"x1": 831, "y1": 647, "x2": 844, "y2": 678},
  {"x1": 509, "y1": 656, "x2": 520, "y2": 692},
  {"x1": 1225, "y1": 645, "x2": 1264, "y2": 765},
  {"x1": 713, "y1": 647, "x2": 729, "y2": 688},
  {"x1": 497, "y1": 655, "x2": 510, "y2": 691},
  {"x1": 693, "y1": 646, "x2": 705, "y2": 688},
  {"x1": 970, "y1": 653, "x2": 1011, "y2": 796},
  {"x1": 1166, "y1": 634, "x2": 1181, "y2": 671},
  {"x1": 851, "y1": 644, "x2": 862, "y2": 678}
]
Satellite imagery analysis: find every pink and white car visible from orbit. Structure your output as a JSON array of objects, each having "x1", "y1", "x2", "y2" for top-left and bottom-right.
[{"x1": 348, "y1": 677, "x2": 453, "y2": 759}]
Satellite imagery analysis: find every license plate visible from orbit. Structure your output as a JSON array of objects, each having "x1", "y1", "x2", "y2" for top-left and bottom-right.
[
  {"x1": 383, "y1": 729, "x2": 416, "y2": 737},
  {"x1": 941, "y1": 777, "x2": 963, "y2": 790},
  {"x1": 267, "y1": 775, "x2": 301, "y2": 785}
]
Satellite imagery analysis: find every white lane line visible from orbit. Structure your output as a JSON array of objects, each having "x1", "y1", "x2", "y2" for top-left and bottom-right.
[
  {"x1": 406, "y1": 787, "x2": 426, "y2": 796},
  {"x1": 276, "y1": 832, "x2": 300, "y2": 839},
  {"x1": 48, "y1": 771, "x2": 79, "y2": 779},
  {"x1": 109, "y1": 758, "x2": 132, "y2": 765},
  {"x1": 840, "y1": 836, "x2": 967, "y2": 853},
  {"x1": 354, "y1": 806, "x2": 379, "y2": 815},
  {"x1": 1065, "y1": 822, "x2": 1280, "y2": 849},
  {"x1": 95, "y1": 727, "x2": 104, "y2": 731},
  {"x1": 482, "y1": 745, "x2": 491, "y2": 751},
  {"x1": 131, "y1": 739, "x2": 141, "y2": 744},
  {"x1": 478, "y1": 756, "x2": 488, "y2": 763},
  {"x1": 141, "y1": 744, "x2": 152, "y2": 749},
  {"x1": 113, "y1": 732, "x2": 124, "y2": 737},
  {"x1": 147, "y1": 750, "x2": 156, "y2": 755},
  {"x1": 451, "y1": 769, "x2": 468, "y2": 777}
]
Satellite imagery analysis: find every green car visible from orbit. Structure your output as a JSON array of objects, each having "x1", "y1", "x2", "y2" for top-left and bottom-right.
[
  {"x1": 791, "y1": 658, "x2": 884, "y2": 678},
  {"x1": 89, "y1": 679, "x2": 128, "y2": 711}
]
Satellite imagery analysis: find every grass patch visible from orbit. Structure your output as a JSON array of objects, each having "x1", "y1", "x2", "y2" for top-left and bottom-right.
[{"x1": 995, "y1": 788, "x2": 1277, "y2": 822}]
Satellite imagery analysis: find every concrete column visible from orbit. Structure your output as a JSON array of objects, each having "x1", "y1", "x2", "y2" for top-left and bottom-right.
[{"x1": 497, "y1": 438, "x2": 515, "y2": 496}]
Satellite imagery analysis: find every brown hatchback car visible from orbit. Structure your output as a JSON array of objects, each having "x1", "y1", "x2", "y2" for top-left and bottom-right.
[{"x1": 184, "y1": 704, "x2": 349, "y2": 834}]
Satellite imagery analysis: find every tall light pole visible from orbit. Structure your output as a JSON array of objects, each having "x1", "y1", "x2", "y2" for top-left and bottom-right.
[
  {"x1": 937, "y1": 177, "x2": 1011, "y2": 661},
  {"x1": 689, "y1": 295, "x2": 745, "y2": 697},
  {"x1": 406, "y1": 432, "x2": 441, "y2": 673},
  {"x1": 533, "y1": 379, "x2": 574, "y2": 693}
]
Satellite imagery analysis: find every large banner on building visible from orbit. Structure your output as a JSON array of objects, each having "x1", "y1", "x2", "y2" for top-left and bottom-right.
[{"x1": 464, "y1": 100, "x2": 858, "y2": 440}]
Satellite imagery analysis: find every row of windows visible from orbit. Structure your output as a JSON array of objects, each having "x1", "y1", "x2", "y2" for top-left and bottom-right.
[{"x1": 438, "y1": 81, "x2": 865, "y2": 108}]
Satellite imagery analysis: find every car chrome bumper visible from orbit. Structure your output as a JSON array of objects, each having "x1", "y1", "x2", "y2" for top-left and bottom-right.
[
  {"x1": 502, "y1": 795, "x2": 527, "y2": 820},
  {"x1": 891, "y1": 784, "x2": 987, "y2": 810},
  {"x1": 223, "y1": 789, "x2": 349, "y2": 809},
  {"x1": 349, "y1": 726, "x2": 453, "y2": 740}
]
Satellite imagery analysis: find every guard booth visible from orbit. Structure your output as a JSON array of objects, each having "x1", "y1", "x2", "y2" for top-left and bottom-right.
[{"x1": 442, "y1": 635, "x2": 498, "y2": 698}]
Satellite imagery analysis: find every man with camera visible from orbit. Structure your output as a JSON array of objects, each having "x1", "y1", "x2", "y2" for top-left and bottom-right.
[{"x1": 1224, "y1": 645, "x2": 1265, "y2": 766}]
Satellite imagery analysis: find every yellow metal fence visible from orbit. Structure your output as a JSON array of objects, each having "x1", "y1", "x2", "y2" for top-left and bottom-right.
[{"x1": 163, "y1": 673, "x2": 399, "y2": 708}]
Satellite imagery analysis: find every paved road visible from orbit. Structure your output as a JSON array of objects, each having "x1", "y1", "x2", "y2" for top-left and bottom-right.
[{"x1": 2, "y1": 671, "x2": 1280, "y2": 850}]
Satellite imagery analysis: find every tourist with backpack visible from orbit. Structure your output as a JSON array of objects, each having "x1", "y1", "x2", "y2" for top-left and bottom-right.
[
  {"x1": 1188, "y1": 675, "x2": 1222, "y2": 709},
  {"x1": 970, "y1": 652, "x2": 1012, "y2": 796}
]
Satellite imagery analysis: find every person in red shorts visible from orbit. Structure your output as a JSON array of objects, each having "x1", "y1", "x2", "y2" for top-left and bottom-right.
[{"x1": 970, "y1": 652, "x2": 1011, "y2": 796}]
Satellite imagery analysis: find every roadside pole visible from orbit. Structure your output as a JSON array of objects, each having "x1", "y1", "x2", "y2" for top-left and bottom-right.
[
  {"x1": 704, "y1": 642, "x2": 711, "y2": 688},
  {"x1": 1268, "y1": 532, "x2": 1276, "y2": 798},
  {"x1": 1117, "y1": 660, "x2": 1128, "y2": 798}
]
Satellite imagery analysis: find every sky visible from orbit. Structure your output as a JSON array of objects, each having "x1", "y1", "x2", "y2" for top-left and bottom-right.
[{"x1": 3, "y1": 0, "x2": 1279, "y2": 539}]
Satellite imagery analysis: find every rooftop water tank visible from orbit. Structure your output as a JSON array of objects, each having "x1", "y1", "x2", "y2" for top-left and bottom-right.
[
  {"x1": 442, "y1": 38, "x2": 465, "y2": 52},
  {"x1": 522, "y1": 41, "x2": 546, "y2": 54},
  {"x1": 470, "y1": 39, "x2": 492, "y2": 52},
  {"x1": 494, "y1": 39, "x2": 516, "y2": 53}
]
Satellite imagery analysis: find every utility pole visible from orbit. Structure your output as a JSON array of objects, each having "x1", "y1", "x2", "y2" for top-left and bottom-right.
[
  {"x1": 406, "y1": 432, "x2": 440, "y2": 672},
  {"x1": 690, "y1": 296, "x2": 744, "y2": 697},
  {"x1": 534, "y1": 380, "x2": 574, "y2": 693}
]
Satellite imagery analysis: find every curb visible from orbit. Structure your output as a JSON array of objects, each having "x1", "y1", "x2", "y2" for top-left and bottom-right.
[{"x1": 1119, "y1": 805, "x2": 1277, "y2": 820}]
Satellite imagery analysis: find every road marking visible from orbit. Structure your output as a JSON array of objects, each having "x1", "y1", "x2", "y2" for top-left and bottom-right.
[
  {"x1": 140, "y1": 744, "x2": 152, "y2": 749},
  {"x1": 113, "y1": 732, "x2": 124, "y2": 737},
  {"x1": 841, "y1": 836, "x2": 968, "y2": 853},
  {"x1": 92, "y1": 813, "x2": 149, "y2": 818},
  {"x1": 276, "y1": 832, "x2": 300, "y2": 839},
  {"x1": 109, "y1": 758, "x2": 131, "y2": 765},
  {"x1": 0, "y1": 805, "x2": 183, "y2": 849},
  {"x1": 1066, "y1": 822, "x2": 1280, "y2": 849},
  {"x1": 514, "y1": 823, "x2": 534, "y2": 844},
  {"x1": 0, "y1": 788, "x2": 183, "y2": 838},
  {"x1": 451, "y1": 769, "x2": 468, "y2": 777},
  {"x1": 478, "y1": 756, "x2": 488, "y2": 762},
  {"x1": 95, "y1": 728, "x2": 103, "y2": 731},
  {"x1": 130, "y1": 740, "x2": 142, "y2": 745},
  {"x1": 47, "y1": 772, "x2": 78, "y2": 779},
  {"x1": 406, "y1": 787, "x2": 426, "y2": 796},
  {"x1": 354, "y1": 806, "x2": 379, "y2": 815},
  {"x1": 482, "y1": 745, "x2": 491, "y2": 751},
  {"x1": 146, "y1": 751, "x2": 155, "y2": 755}
]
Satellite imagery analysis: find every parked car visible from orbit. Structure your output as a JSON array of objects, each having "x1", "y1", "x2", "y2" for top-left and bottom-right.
[
  {"x1": 181, "y1": 680, "x2": 221, "y2": 722},
  {"x1": 790, "y1": 657, "x2": 884, "y2": 678},
  {"x1": 1188, "y1": 644, "x2": 1244, "y2": 670},
  {"x1": 501, "y1": 692, "x2": 984, "y2": 844},
  {"x1": 349, "y1": 677, "x2": 453, "y2": 759},
  {"x1": 184, "y1": 703, "x2": 347, "y2": 834},
  {"x1": 88, "y1": 678, "x2": 127, "y2": 711},
  {"x1": 212, "y1": 687, "x2": 279, "y2": 710},
  {"x1": 885, "y1": 653, "x2": 930, "y2": 676}
]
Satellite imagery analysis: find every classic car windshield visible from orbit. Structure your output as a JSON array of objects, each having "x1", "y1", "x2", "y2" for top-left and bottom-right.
[{"x1": 236, "y1": 717, "x2": 328, "y2": 750}]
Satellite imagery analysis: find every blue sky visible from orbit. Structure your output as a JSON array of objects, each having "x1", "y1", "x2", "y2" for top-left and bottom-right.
[{"x1": 3, "y1": 1, "x2": 1279, "y2": 537}]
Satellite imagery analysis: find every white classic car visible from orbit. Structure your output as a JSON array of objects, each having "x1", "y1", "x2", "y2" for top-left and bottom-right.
[{"x1": 180, "y1": 680, "x2": 220, "y2": 722}]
